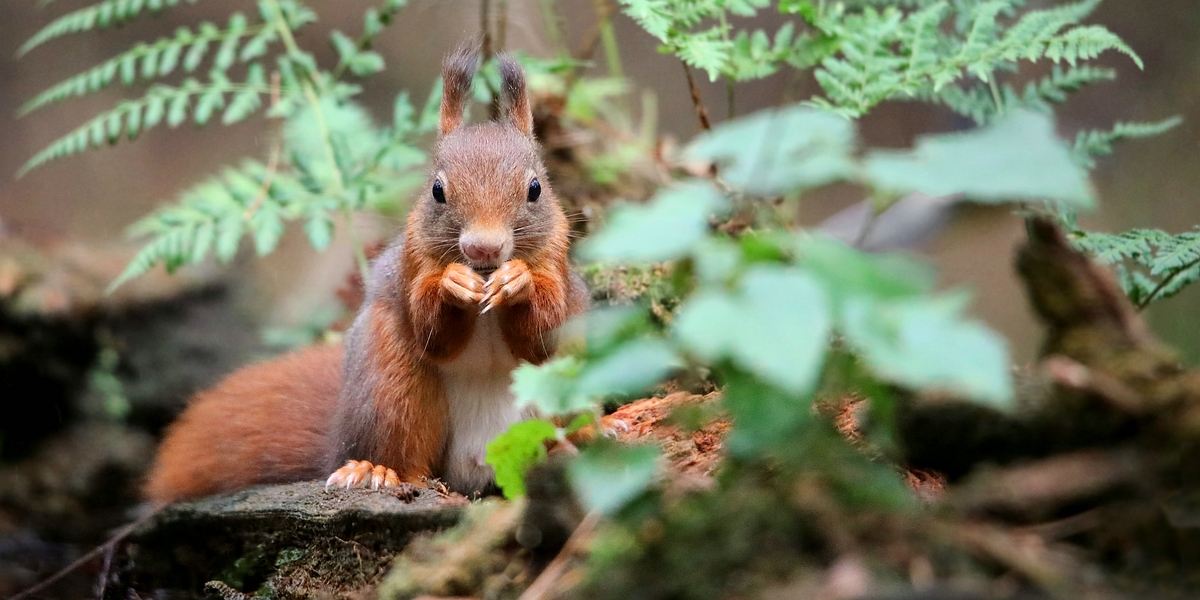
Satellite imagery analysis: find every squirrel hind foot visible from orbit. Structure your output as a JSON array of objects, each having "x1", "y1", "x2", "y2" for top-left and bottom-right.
[{"x1": 324, "y1": 459, "x2": 403, "y2": 491}]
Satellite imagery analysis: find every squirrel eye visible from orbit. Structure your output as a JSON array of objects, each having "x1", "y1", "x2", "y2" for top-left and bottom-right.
[
  {"x1": 432, "y1": 180, "x2": 446, "y2": 204},
  {"x1": 527, "y1": 178, "x2": 541, "y2": 203}
]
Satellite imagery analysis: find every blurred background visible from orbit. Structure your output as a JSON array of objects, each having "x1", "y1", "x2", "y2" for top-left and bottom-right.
[
  {"x1": 5, "y1": 0, "x2": 1200, "y2": 370},
  {"x1": 2, "y1": 1, "x2": 1198, "y2": 364},
  {"x1": 0, "y1": 0, "x2": 1197, "y2": 595}
]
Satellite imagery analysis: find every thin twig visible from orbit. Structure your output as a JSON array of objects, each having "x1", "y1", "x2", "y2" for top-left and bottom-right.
[
  {"x1": 95, "y1": 542, "x2": 114, "y2": 600},
  {"x1": 517, "y1": 511, "x2": 601, "y2": 600},
  {"x1": 496, "y1": 0, "x2": 508, "y2": 55},
  {"x1": 596, "y1": 0, "x2": 623, "y2": 80},
  {"x1": 8, "y1": 507, "x2": 163, "y2": 600},
  {"x1": 682, "y1": 63, "x2": 711, "y2": 131},
  {"x1": 537, "y1": 0, "x2": 566, "y2": 56},
  {"x1": 481, "y1": 0, "x2": 493, "y2": 63},
  {"x1": 243, "y1": 144, "x2": 283, "y2": 222},
  {"x1": 726, "y1": 80, "x2": 736, "y2": 119},
  {"x1": 243, "y1": 74, "x2": 283, "y2": 222}
]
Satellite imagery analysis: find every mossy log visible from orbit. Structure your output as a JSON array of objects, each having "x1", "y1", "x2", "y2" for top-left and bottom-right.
[{"x1": 126, "y1": 481, "x2": 465, "y2": 599}]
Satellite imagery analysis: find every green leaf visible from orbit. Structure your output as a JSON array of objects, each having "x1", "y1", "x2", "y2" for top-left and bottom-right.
[
  {"x1": 674, "y1": 266, "x2": 832, "y2": 394},
  {"x1": 721, "y1": 370, "x2": 809, "y2": 456},
  {"x1": 684, "y1": 105, "x2": 857, "y2": 196},
  {"x1": 580, "y1": 182, "x2": 728, "y2": 263},
  {"x1": 797, "y1": 235, "x2": 935, "y2": 307},
  {"x1": 842, "y1": 293, "x2": 1014, "y2": 407},
  {"x1": 250, "y1": 202, "x2": 284, "y2": 255},
  {"x1": 330, "y1": 29, "x2": 358, "y2": 61},
  {"x1": 214, "y1": 13, "x2": 247, "y2": 71},
  {"x1": 348, "y1": 51, "x2": 386, "y2": 77},
  {"x1": 485, "y1": 419, "x2": 558, "y2": 499},
  {"x1": 864, "y1": 110, "x2": 1094, "y2": 208},
  {"x1": 568, "y1": 444, "x2": 660, "y2": 516},
  {"x1": 574, "y1": 339, "x2": 680, "y2": 400},
  {"x1": 511, "y1": 356, "x2": 588, "y2": 415},
  {"x1": 304, "y1": 213, "x2": 334, "y2": 251}
]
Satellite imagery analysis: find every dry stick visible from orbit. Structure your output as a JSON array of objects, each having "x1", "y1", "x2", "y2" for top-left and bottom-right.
[
  {"x1": 96, "y1": 542, "x2": 115, "y2": 600},
  {"x1": 242, "y1": 144, "x2": 283, "y2": 222},
  {"x1": 480, "y1": 0, "x2": 493, "y2": 64},
  {"x1": 242, "y1": 73, "x2": 283, "y2": 222},
  {"x1": 7, "y1": 507, "x2": 164, "y2": 600},
  {"x1": 682, "y1": 63, "x2": 712, "y2": 131},
  {"x1": 517, "y1": 510, "x2": 601, "y2": 600},
  {"x1": 567, "y1": 0, "x2": 611, "y2": 91},
  {"x1": 496, "y1": 0, "x2": 508, "y2": 56}
]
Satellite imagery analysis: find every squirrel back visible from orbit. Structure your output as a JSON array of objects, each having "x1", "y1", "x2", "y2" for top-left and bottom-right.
[{"x1": 144, "y1": 45, "x2": 588, "y2": 504}]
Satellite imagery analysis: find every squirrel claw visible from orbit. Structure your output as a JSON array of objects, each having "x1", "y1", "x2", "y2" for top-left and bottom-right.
[
  {"x1": 480, "y1": 260, "x2": 532, "y2": 312},
  {"x1": 325, "y1": 460, "x2": 402, "y2": 491},
  {"x1": 441, "y1": 263, "x2": 486, "y2": 308}
]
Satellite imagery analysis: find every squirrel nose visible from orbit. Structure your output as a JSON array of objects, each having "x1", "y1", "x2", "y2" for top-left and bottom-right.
[
  {"x1": 459, "y1": 230, "x2": 511, "y2": 266},
  {"x1": 462, "y1": 241, "x2": 501, "y2": 263}
]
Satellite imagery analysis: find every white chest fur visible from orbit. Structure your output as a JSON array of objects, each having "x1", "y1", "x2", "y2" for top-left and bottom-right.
[{"x1": 437, "y1": 312, "x2": 530, "y2": 495}]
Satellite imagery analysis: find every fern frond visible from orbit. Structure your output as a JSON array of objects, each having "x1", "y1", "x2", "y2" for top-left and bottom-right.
[
  {"x1": 1071, "y1": 226, "x2": 1200, "y2": 307},
  {"x1": 20, "y1": 0, "x2": 203, "y2": 56},
  {"x1": 1149, "y1": 231, "x2": 1200, "y2": 276},
  {"x1": 813, "y1": 0, "x2": 1142, "y2": 117},
  {"x1": 20, "y1": 17, "x2": 269, "y2": 116},
  {"x1": 109, "y1": 158, "x2": 315, "y2": 290},
  {"x1": 1041, "y1": 25, "x2": 1142, "y2": 68},
  {"x1": 19, "y1": 75, "x2": 273, "y2": 176},
  {"x1": 1071, "y1": 117, "x2": 1182, "y2": 169},
  {"x1": 1021, "y1": 64, "x2": 1114, "y2": 106}
]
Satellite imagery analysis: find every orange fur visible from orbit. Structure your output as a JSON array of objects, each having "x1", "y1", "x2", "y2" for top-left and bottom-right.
[{"x1": 143, "y1": 343, "x2": 343, "y2": 504}]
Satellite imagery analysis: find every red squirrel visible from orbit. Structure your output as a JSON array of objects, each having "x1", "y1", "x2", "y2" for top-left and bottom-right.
[{"x1": 142, "y1": 46, "x2": 589, "y2": 504}]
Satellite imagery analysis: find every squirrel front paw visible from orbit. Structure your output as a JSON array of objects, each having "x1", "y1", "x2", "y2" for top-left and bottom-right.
[
  {"x1": 481, "y1": 259, "x2": 532, "y2": 313},
  {"x1": 325, "y1": 459, "x2": 402, "y2": 490},
  {"x1": 440, "y1": 263, "x2": 486, "y2": 308}
]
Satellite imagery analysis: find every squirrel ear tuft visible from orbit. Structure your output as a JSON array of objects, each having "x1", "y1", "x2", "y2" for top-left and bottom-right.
[
  {"x1": 496, "y1": 54, "x2": 533, "y2": 137},
  {"x1": 439, "y1": 43, "x2": 478, "y2": 137}
]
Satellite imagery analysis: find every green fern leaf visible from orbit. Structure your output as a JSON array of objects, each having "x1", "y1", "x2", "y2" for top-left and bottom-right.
[
  {"x1": 214, "y1": 13, "x2": 249, "y2": 72},
  {"x1": 1042, "y1": 26, "x2": 1142, "y2": 68},
  {"x1": 223, "y1": 64, "x2": 266, "y2": 124},
  {"x1": 20, "y1": 21, "x2": 267, "y2": 116},
  {"x1": 19, "y1": 75, "x2": 269, "y2": 176},
  {"x1": 1072, "y1": 117, "x2": 1182, "y2": 169},
  {"x1": 20, "y1": 0, "x2": 200, "y2": 56},
  {"x1": 619, "y1": 0, "x2": 675, "y2": 41},
  {"x1": 1022, "y1": 64, "x2": 1114, "y2": 105}
]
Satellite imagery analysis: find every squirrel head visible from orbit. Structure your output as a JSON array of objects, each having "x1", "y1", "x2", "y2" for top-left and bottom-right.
[{"x1": 410, "y1": 44, "x2": 565, "y2": 277}]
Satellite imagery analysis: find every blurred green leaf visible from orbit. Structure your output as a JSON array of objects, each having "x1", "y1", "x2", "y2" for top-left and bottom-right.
[
  {"x1": 684, "y1": 105, "x2": 857, "y2": 196},
  {"x1": 579, "y1": 305, "x2": 654, "y2": 353},
  {"x1": 721, "y1": 370, "x2": 809, "y2": 457},
  {"x1": 512, "y1": 335, "x2": 677, "y2": 416},
  {"x1": 674, "y1": 266, "x2": 831, "y2": 394},
  {"x1": 864, "y1": 110, "x2": 1094, "y2": 208},
  {"x1": 842, "y1": 293, "x2": 1014, "y2": 407},
  {"x1": 485, "y1": 419, "x2": 558, "y2": 499},
  {"x1": 580, "y1": 182, "x2": 728, "y2": 263},
  {"x1": 568, "y1": 444, "x2": 660, "y2": 516},
  {"x1": 511, "y1": 357, "x2": 587, "y2": 415},
  {"x1": 574, "y1": 339, "x2": 681, "y2": 400},
  {"x1": 797, "y1": 235, "x2": 935, "y2": 308}
]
